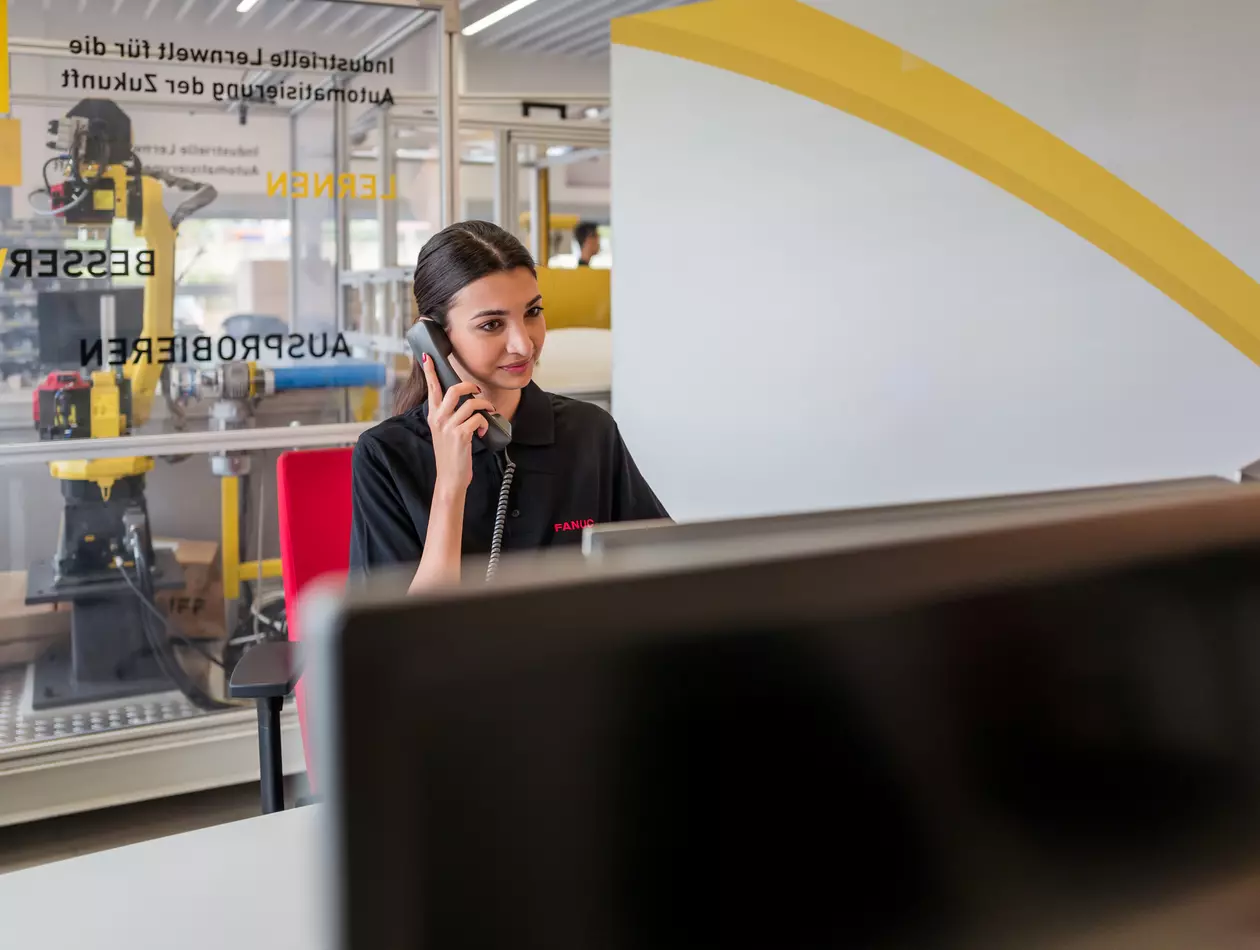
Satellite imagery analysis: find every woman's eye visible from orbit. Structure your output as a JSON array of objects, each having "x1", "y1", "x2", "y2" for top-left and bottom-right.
[
  {"x1": 526, "y1": 307, "x2": 544, "y2": 318},
  {"x1": 480, "y1": 320, "x2": 502, "y2": 332}
]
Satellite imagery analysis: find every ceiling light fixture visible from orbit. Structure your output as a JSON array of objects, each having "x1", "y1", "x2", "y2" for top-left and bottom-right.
[
  {"x1": 236, "y1": 0, "x2": 262, "y2": 12},
  {"x1": 462, "y1": 0, "x2": 542, "y2": 37}
]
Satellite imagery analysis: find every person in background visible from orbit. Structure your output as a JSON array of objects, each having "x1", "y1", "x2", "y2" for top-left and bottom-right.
[{"x1": 574, "y1": 221, "x2": 601, "y2": 267}]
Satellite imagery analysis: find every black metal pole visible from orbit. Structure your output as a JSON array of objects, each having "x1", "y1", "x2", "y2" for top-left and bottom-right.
[{"x1": 257, "y1": 696, "x2": 285, "y2": 814}]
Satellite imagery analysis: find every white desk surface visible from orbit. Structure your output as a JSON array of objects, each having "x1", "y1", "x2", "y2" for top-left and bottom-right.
[{"x1": 0, "y1": 805, "x2": 324, "y2": 950}]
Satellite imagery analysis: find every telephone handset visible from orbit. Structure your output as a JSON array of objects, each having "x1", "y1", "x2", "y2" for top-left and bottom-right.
[{"x1": 406, "y1": 319, "x2": 513, "y2": 453}]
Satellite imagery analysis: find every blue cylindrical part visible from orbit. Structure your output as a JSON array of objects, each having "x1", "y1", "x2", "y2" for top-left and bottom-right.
[{"x1": 270, "y1": 363, "x2": 387, "y2": 392}]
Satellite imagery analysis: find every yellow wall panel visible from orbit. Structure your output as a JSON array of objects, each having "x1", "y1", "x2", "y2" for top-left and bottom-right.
[
  {"x1": 536, "y1": 266, "x2": 611, "y2": 330},
  {"x1": 0, "y1": 119, "x2": 20, "y2": 187}
]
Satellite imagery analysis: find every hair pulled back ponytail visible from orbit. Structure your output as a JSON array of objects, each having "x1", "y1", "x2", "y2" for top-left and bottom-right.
[{"x1": 393, "y1": 220, "x2": 537, "y2": 416}]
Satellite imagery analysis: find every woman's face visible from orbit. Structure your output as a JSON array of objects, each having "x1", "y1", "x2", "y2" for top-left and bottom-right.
[{"x1": 445, "y1": 267, "x2": 546, "y2": 393}]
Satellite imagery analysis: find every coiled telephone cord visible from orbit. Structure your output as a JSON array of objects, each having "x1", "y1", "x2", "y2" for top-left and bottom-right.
[{"x1": 486, "y1": 449, "x2": 516, "y2": 583}]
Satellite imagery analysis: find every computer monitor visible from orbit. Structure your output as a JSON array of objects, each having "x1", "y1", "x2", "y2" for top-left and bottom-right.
[
  {"x1": 309, "y1": 485, "x2": 1260, "y2": 950},
  {"x1": 582, "y1": 475, "x2": 1237, "y2": 555},
  {"x1": 37, "y1": 287, "x2": 145, "y2": 369}
]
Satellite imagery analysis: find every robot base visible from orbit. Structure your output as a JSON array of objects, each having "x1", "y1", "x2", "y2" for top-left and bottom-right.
[{"x1": 25, "y1": 550, "x2": 186, "y2": 711}]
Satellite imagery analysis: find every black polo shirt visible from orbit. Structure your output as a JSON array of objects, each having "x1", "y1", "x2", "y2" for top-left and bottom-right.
[{"x1": 348, "y1": 381, "x2": 669, "y2": 576}]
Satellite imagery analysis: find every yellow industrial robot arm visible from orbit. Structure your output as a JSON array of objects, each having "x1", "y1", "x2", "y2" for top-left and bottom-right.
[
  {"x1": 41, "y1": 100, "x2": 217, "y2": 429},
  {"x1": 35, "y1": 101, "x2": 217, "y2": 502},
  {"x1": 126, "y1": 169, "x2": 216, "y2": 427}
]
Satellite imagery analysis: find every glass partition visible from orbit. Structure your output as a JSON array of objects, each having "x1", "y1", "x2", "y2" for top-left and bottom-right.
[
  {"x1": 0, "y1": 0, "x2": 455, "y2": 820},
  {"x1": 0, "y1": 0, "x2": 613, "y2": 824},
  {"x1": 292, "y1": 104, "x2": 339, "y2": 338}
]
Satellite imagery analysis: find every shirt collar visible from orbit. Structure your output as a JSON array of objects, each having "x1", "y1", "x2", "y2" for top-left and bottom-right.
[
  {"x1": 420, "y1": 380, "x2": 554, "y2": 450},
  {"x1": 506, "y1": 381, "x2": 555, "y2": 447}
]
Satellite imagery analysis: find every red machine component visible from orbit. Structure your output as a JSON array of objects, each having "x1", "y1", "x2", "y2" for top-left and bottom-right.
[
  {"x1": 33, "y1": 371, "x2": 92, "y2": 439},
  {"x1": 49, "y1": 178, "x2": 116, "y2": 225}
]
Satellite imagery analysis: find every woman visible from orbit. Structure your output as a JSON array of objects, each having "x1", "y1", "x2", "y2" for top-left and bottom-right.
[{"x1": 349, "y1": 220, "x2": 669, "y2": 591}]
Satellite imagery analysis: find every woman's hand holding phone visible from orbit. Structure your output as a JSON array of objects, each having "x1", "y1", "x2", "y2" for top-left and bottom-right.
[
  {"x1": 409, "y1": 354, "x2": 492, "y2": 593},
  {"x1": 421, "y1": 353, "x2": 494, "y2": 493}
]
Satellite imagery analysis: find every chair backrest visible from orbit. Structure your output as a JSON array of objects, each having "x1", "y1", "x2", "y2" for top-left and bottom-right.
[{"x1": 277, "y1": 446, "x2": 355, "y2": 787}]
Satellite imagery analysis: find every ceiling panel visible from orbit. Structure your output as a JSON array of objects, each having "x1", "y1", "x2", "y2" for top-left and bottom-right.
[
  {"x1": 9, "y1": 0, "x2": 693, "y2": 60},
  {"x1": 7, "y1": 0, "x2": 425, "y2": 56},
  {"x1": 464, "y1": 0, "x2": 692, "y2": 58}
]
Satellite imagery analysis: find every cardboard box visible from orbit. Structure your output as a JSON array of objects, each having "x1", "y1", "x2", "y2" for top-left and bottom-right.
[
  {"x1": 153, "y1": 538, "x2": 227, "y2": 700},
  {"x1": 0, "y1": 570, "x2": 70, "y2": 670},
  {"x1": 152, "y1": 538, "x2": 224, "y2": 644}
]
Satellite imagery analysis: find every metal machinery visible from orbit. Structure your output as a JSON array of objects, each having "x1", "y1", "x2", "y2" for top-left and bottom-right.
[
  {"x1": 25, "y1": 99, "x2": 222, "y2": 711},
  {"x1": 0, "y1": 219, "x2": 115, "y2": 388},
  {"x1": 23, "y1": 99, "x2": 392, "y2": 713},
  {"x1": 168, "y1": 358, "x2": 389, "y2": 619}
]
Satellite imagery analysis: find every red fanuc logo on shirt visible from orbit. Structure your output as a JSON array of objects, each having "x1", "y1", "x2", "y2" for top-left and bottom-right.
[{"x1": 555, "y1": 519, "x2": 595, "y2": 532}]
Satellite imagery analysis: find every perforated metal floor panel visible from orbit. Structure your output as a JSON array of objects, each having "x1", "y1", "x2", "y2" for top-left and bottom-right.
[{"x1": 0, "y1": 664, "x2": 210, "y2": 750}]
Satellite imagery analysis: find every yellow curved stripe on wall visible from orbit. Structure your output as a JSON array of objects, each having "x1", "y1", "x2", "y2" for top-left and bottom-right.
[{"x1": 612, "y1": 0, "x2": 1260, "y2": 366}]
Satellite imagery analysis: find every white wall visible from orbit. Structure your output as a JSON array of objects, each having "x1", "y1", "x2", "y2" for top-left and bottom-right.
[{"x1": 611, "y1": 0, "x2": 1260, "y2": 523}]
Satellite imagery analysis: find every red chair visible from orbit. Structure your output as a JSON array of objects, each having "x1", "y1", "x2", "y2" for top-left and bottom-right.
[{"x1": 229, "y1": 446, "x2": 355, "y2": 811}]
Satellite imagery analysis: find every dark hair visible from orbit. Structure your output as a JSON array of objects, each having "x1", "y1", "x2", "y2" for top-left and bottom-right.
[
  {"x1": 574, "y1": 221, "x2": 599, "y2": 250},
  {"x1": 393, "y1": 220, "x2": 537, "y2": 415}
]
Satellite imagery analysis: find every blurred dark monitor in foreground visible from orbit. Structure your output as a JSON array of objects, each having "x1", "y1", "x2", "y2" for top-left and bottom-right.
[
  {"x1": 581, "y1": 474, "x2": 1236, "y2": 555},
  {"x1": 312, "y1": 488, "x2": 1260, "y2": 950}
]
